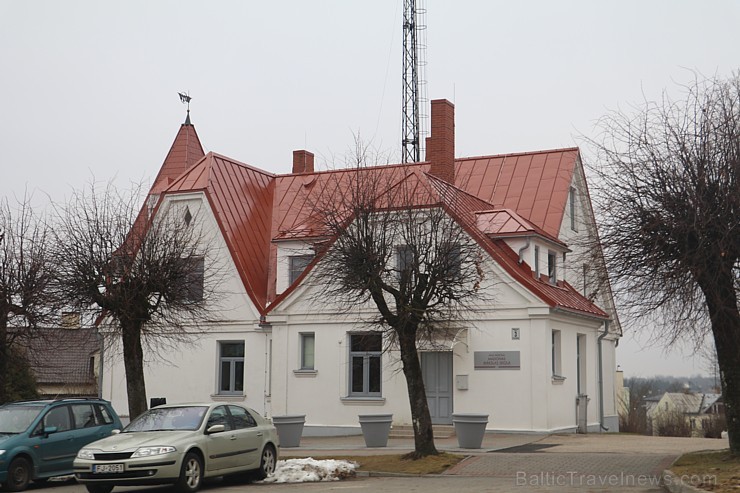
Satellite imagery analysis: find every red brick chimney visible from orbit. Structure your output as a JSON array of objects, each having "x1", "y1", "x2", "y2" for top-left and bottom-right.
[
  {"x1": 292, "y1": 150, "x2": 315, "y2": 174},
  {"x1": 425, "y1": 99, "x2": 455, "y2": 183}
]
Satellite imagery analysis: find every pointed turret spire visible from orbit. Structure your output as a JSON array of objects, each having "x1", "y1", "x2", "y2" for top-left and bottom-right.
[{"x1": 149, "y1": 118, "x2": 205, "y2": 194}]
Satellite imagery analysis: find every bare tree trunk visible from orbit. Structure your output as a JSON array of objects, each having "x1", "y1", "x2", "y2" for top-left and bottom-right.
[
  {"x1": 398, "y1": 329, "x2": 438, "y2": 457},
  {"x1": 121, "y1": 322, "x2": 148, "y2": 420},
  {"x1": 702, "y1": 273, "x2": 740, "y2": 455}
]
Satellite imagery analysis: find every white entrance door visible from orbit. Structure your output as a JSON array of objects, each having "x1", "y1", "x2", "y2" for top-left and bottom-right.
[{"x1": 421, "y1": 352, "x2": 453, "y2": 424}]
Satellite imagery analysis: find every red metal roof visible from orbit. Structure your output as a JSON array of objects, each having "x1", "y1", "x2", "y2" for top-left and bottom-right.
[
  {"x1": 475, "y1": 209, "x2": 566, "y2": 247},
  {"x1": 151, "y1": 123, "x2": 205, "y2": 194},
  {"x1": 455, "y1": 148, "x2": 579, "y2": 237},
  {"x1": 153, "y1": 124, "x2": 601, "y2": 317},
  {"x1": 166, "y1": 152, "x2": 275, "y2": 312}
]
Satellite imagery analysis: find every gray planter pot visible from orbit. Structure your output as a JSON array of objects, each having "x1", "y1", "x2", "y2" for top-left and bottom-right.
[
  {"x1": 358, "y1": 414, "x2": 393, "y2": 447},
  {"x1": 272, "y1": 414, "x2": 306, "y2": 448},
  {"x1": 452, "y1": 413, "x2": 489, "y2": 449}
]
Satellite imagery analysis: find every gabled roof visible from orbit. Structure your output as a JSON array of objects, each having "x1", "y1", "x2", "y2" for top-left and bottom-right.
[
  {"x1": 25, "y1": 328, "x2": 98, "y2": 386},
  {"x1": 662, "y1": 392, "x2": 705, "y2": 414},
  {"x1": 153, "y1": 123, "x2": 602, "y2": 318}
]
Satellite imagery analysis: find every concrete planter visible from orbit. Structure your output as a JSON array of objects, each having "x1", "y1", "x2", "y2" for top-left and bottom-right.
[
  {"x1": 452, "y1": 413, "x2": 489, "y2": 449},
  {"x1": 272, "y1": 414, "x2": 306, "y2": 448},
  {"x1": 358, "y1": 414, "x2": 393, "y2": 447}
]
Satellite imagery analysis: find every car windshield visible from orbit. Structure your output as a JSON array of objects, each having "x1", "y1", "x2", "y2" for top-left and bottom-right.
[
  {"x1": 124, "y1": 406, "x2": 207, "y2": 432},
  {"x1": 0, "y1": 406, "x2": 43, "y2": 434}
]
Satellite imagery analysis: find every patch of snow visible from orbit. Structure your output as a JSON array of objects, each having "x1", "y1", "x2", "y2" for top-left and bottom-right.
[{"x1": 260, "y1": 458, "x2": 358, "y2": 484}]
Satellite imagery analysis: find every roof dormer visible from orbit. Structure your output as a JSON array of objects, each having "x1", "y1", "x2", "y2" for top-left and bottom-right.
[{"x1": 476, "y1": 208, "x2": 570, "y2": 285}]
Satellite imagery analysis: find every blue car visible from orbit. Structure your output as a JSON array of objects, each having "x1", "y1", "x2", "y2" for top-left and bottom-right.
[{"x1": 0, "y1": 399, "x2": 123, "y2": 491}]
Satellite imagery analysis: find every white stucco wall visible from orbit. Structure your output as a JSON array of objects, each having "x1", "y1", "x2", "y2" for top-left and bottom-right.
[{"x1": 268, "y1": 250, "x2": 607, "y2": 434}]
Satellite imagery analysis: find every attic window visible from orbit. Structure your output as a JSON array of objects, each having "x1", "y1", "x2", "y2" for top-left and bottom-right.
[
  {"x1": 547, "y1": 251, "x2": 557, "y2": 285},
  {"x1": 289, "y1": 255, "x2": 313, "y2": 284},
  {"x1": 184, "y1": 207, "x2": 193, "y2": 226},
  {"x1": 569, "y1": 187, "x2": 578, "y2": 231}
]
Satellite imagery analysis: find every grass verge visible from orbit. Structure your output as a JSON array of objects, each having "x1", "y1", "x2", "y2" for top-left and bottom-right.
[{"x1": 670, "y1": 450, "x2": 739, "y2": 492}]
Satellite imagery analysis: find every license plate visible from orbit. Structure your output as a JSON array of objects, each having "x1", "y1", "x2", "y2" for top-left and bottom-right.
[{"x1": 93, "y1": 463, "x2": 124, "y2": 474}]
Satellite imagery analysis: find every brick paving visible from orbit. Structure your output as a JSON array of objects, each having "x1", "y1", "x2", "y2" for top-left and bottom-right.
[
  {"x1": 284, "y1": 432, "x2": 728, "y2": 490},
  {"x1": 443, "y1": 452, "x2": 677, "y2": 479}
]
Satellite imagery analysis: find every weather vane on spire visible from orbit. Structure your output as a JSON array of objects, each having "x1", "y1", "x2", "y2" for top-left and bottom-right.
[{"x1": 178, "y1": 92, "x2": 192, "y2": 124}]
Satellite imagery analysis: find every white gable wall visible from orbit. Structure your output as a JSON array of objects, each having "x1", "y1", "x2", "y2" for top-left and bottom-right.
[{"x1": 101, "y1": 193, "x2": 268, "y2": 420}]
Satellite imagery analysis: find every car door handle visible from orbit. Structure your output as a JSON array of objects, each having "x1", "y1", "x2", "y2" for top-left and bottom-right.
[
  {"x1": 230, "y1": 435, "x2": 237, "y2": 440},
  {"x1": 256, "y1": 432, "x2": 263, "y2": 437}
]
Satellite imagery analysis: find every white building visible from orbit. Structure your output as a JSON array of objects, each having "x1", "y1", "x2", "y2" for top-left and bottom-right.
[{"x1": 101, "y1": 100, "x2": 621, "y2": 434}]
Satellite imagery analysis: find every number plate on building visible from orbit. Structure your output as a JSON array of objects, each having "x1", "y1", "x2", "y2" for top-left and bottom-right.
[{"x1": 93, "y1": 463, "x2": 124, "y2": 473}]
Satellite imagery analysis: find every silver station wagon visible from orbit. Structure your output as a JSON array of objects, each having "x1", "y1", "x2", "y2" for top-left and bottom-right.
[{"x1": 73, "y1": 403, "x2": 279, "y2": 493}]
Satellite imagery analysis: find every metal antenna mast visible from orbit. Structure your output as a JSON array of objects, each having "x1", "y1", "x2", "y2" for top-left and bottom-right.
[{"x1": 401, "y1": 0, "x2": 427, "y2": 163}]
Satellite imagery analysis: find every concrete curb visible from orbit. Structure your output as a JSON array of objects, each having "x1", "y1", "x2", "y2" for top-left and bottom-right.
[{"x1": 661, "y1": 469, "x2": 707, "y2": 493}]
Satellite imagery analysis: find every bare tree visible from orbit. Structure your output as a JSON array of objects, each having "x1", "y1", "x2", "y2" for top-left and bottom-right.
[
  {"x1": 619, "y1": 378, "x2": 658, "y2": 435},
  {"x1": 586, "y1": 73, "x2": 740, "y2": 454},
  {"x1": 307, "y1": 148, "x2": 485, "y2": 458},
  {"x1": 52, "y1": 180, "x2": 219, "y2": 419},
  {"x1": 0, "y1": 195, "x2": 57, "y2": 403}
]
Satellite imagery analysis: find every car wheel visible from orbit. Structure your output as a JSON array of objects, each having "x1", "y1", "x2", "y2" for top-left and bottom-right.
[
  {"x1": 85, "y1": 485, "x2": 114, "y2": 493},
  {"x1": 254, "y1": 445, "x2": 276, "y2": 480},
  {"x1": 175, "y1": 452, "x2": 203, "y2": 493},
  {"x1": 6, "y1": 457, "x2": 31, "y2": 492}
]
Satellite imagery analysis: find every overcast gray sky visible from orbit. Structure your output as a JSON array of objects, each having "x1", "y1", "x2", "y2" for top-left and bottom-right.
[{"x1": 2, "y1": 1, "x2": 738, "y2": 379}]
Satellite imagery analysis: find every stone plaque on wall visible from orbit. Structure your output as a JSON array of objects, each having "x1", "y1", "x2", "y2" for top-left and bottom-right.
[{"x1": 474, "y1": 351, "x2": 521, "y2": 370}]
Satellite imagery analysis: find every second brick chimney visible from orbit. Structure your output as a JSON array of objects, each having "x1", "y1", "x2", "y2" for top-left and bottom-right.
[
  {"x1": 425, "y1": 99, "x2": 455, "y2": 183},
  {"x1": 292, "y1": 150, "x2": 315, "y2": 174}
]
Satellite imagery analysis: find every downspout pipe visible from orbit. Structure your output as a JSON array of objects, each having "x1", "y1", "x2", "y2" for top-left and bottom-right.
[
  {"x1": 517, "y1": 237, "x2": 531, "y2": 264},
  {"x1": 598, "y1": 320, "x2": 610, "y2": 431}
]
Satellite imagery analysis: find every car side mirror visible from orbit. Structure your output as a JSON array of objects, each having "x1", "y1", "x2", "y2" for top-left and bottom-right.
[
  {"x1": 206, "y1": 424, "x2": 225, "y2": 434},
  {"x1": 111, "y1": 429, "x2": 121, "y2": 435},
  {"x1": 43, "y1": 426, "x2": 58, "y2": 435}
]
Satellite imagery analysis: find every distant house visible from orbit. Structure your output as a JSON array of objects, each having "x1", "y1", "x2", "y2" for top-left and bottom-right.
[
  {"x1": 648, "y1": 392, "x2": 724, "y2": 437},
  {"x1": 26, "y1": 326, "x2": 100, "y2": 399},
  {"x1": 100, "y1": 99, "x2": 622, "y2": 434}
]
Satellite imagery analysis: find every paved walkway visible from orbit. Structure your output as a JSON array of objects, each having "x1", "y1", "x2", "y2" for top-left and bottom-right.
[{"x1": 282, "y1": 432, "x2": 729, "y2": 490}]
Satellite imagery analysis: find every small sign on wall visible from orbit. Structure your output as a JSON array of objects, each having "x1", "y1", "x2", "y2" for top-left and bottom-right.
[{"x1": 474, "y1": 351, "x2": 521, "y2": 370}]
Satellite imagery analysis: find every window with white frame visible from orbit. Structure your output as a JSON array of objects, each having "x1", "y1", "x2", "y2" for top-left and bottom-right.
[
  {"x1": 551, "y1": 330, "x2": 562, "y2": 377},
  {"x1": 569, "y1": 187, "x2": 578, "y2": 231},
  {"x1": 289, "y1": 255, "x2": 313, "y2": 285},
  {"x1": 218, "y1": 341, "x2": 245, "y2": 394},
  {"x1": 396, "y1": 245, "x2": 413, "y2": 282},
  {"x1": 349, "y1": 333, "x2": 382, "y2": 397},
  {"x1": 300, "y1": 332, "x2": 315, "y2": 370},
  {"x1": 582, "y1": 264, "x2": 590, "y2": 297},
  {"x1": 547, "y1": 251, "x2": 557, "y2": 285},
  {"x1": 446, "y1": 244, "x2": 462, "y2": 279},
  {"x1": 183, "y1": 256, "x2": 205, "y2": 301}
]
